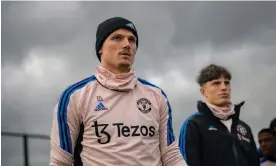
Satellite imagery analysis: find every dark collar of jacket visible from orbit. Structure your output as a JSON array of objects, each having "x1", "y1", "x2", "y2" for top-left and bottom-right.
[
  {"x1": 267, "y1": 156, "x2": 276, "y2": 162},
  {"x1": 197, "y1": 100, "x2": 245, "y2": 121}
]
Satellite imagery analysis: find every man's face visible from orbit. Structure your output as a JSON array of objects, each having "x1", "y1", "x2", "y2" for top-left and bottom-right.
[
  {"x1": 99, "y1": 29, "x2": 137, "y2": 73},
  {"x1": 272, "y1": 125, "x2": 276, "y2": 133},
  {"x1": 201, "y1": 76, "x2": 231, "y2": 107},
  {"x1": 258, "y1": 132, "x2": 275, "y2": 156}
]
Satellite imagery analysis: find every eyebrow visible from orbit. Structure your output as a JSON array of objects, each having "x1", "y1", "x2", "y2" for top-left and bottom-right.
[
  {"x1": 128, "y1": 35, "x2": 137, "y2": 41},
  {"x1": 211, "y1": 79, "x2": 230, "y2": 82},
  {"x1": 111, "y1": 33, "x2": 136, "y2": 39}
]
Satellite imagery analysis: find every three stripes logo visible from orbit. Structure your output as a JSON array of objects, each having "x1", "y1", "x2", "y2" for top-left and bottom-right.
[
  {"x1": 94, "y1": 96, "x2": 108, "y2": 111},
  {"x1": 126, "y1": 23, "x2": 135, "y2": 30},
  {"x1": 208, "y1": 125, "x2": 218, "y2": 131}
]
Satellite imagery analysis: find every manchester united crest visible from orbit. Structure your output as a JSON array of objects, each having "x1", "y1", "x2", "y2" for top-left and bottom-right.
[
  {"x1": 237, "y1": 124, "x2": 247, "y2": 136},
  {"x1": 137, "y1": 98, "x2": 151, "y2": 113}
]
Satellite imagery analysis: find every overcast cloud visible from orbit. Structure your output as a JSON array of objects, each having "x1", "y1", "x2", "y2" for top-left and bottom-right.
[{"x1": 2, "y1": 1, "x2": 276, "y2": 166}]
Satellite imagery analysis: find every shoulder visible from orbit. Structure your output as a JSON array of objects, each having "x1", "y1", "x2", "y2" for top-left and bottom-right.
[
  {"x1": 58, "y1": 75, "x2": 97, "y2": 101},
  {"x1": 137, "y1": 77, "x2": 168, "y2": 100},
  {"x1": 181, "y1": 112, "x2": 202, "y2": 128},
  {"x1": 238, "y1": 120, "x2": 252, "y2": 131},
  {"x1": 260, "y1": 156, "x2": 268, "y2": 164}
]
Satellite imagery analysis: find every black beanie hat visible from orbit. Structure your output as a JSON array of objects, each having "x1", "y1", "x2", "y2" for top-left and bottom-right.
[{"x1": 95, "y1": 17, "x2": 139, "y2": 61}]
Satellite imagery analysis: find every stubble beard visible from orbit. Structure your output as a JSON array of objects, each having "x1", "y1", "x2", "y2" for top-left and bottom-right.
[{"x1": 118, "y1": 63, "x2": 131, "y2": 72}]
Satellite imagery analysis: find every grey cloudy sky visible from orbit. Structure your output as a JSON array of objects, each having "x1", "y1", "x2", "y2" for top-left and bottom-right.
[{"x1": 2, "y1": 1, "x2": 276, "y2": 166}]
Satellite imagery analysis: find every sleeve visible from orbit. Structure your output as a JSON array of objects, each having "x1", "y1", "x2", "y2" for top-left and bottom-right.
[
  {"x1": 159, "y1": 94, "x2": 188, "y2": 166},
  {"x1": 179, "y1": 118, "x2": 202, "y2": 166},
  {"x1": 248, "y1": 127, "x2": 261, "y2": 166},
  {"x1": 50, "y1": 92, "x2": 81, "y2": 166}
]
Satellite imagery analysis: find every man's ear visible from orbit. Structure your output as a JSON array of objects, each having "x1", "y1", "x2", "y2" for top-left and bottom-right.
[
  {"x1": 200, "y1": 85, "x2": 207, "y2": 98},
  {"x1": 200, "y1": 87, "x2": 205, "y2": 96}
]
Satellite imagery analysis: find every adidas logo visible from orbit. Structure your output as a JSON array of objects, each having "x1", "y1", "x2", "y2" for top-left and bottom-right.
[
  {"x1": 94, "y1": 102, "x2": 108, "y2": 111},
  {"x1": 126, "y1": 23, "x2": 135, "y2": 30},
  {"x1": 208, "y1": 125, "x2": 217, "y2": 131}
]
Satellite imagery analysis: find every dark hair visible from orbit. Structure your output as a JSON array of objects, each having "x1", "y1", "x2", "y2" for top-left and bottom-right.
[
  {"x1": 258, "y1": 128, "x2": 276, "y2": 137},
  {"x1": 196, "y1": 64, "x2": 232, "y2": 86},
  {"x1": 259, "y1": 128, "x2": 272, "y2": 135},
  {"x1": 270, "y1": 118, "x2": 276, "y2": 130}
]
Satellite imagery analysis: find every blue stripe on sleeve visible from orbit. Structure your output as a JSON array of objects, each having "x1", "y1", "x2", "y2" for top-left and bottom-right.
[
  {"x1": 138, "y1": 78, "x2": 175, "y2": 146},
  {"x1": 179, "y1": 112, "x2": 200, "y2": 161},
  {"x1": 57, "y1": 75, "x2": 96, "y2": 154}
]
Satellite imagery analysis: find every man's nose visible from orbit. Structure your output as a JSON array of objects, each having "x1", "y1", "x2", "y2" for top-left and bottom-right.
[
  {"x1": 122, "y1": 38, "x2": 130, "y2": 49},
  {"x1": 220, "y1": 83, "x2": 227, "y2": 90},
  {"x1": 260, "y1": 141, "x2": 266, "y2": 147}
]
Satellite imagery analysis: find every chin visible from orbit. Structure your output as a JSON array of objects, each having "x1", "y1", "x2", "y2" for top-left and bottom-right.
[
  {"x1": 214, "y1": 99, "x2": 230, "y2": 106},
  {"x1": 118, "y1": 62, "x2": 131, "y2": 69},
  {"x1": 221, "y1": 100, "x2": 231, "y2": 105},
  {"x1": 119, "y1": 59, "x2": 133, "y2": 66}
]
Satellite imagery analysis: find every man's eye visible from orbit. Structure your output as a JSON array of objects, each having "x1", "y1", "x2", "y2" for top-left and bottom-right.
[
  {"x1": 213, "y1": 81, "x2": 220, "y2": 85},
  {"x1": 112, "y1": 36, "x2": 121, "y2": 40},
  {"x1": 129, "y1": 38, "x2": 136, "y2": 43}
]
